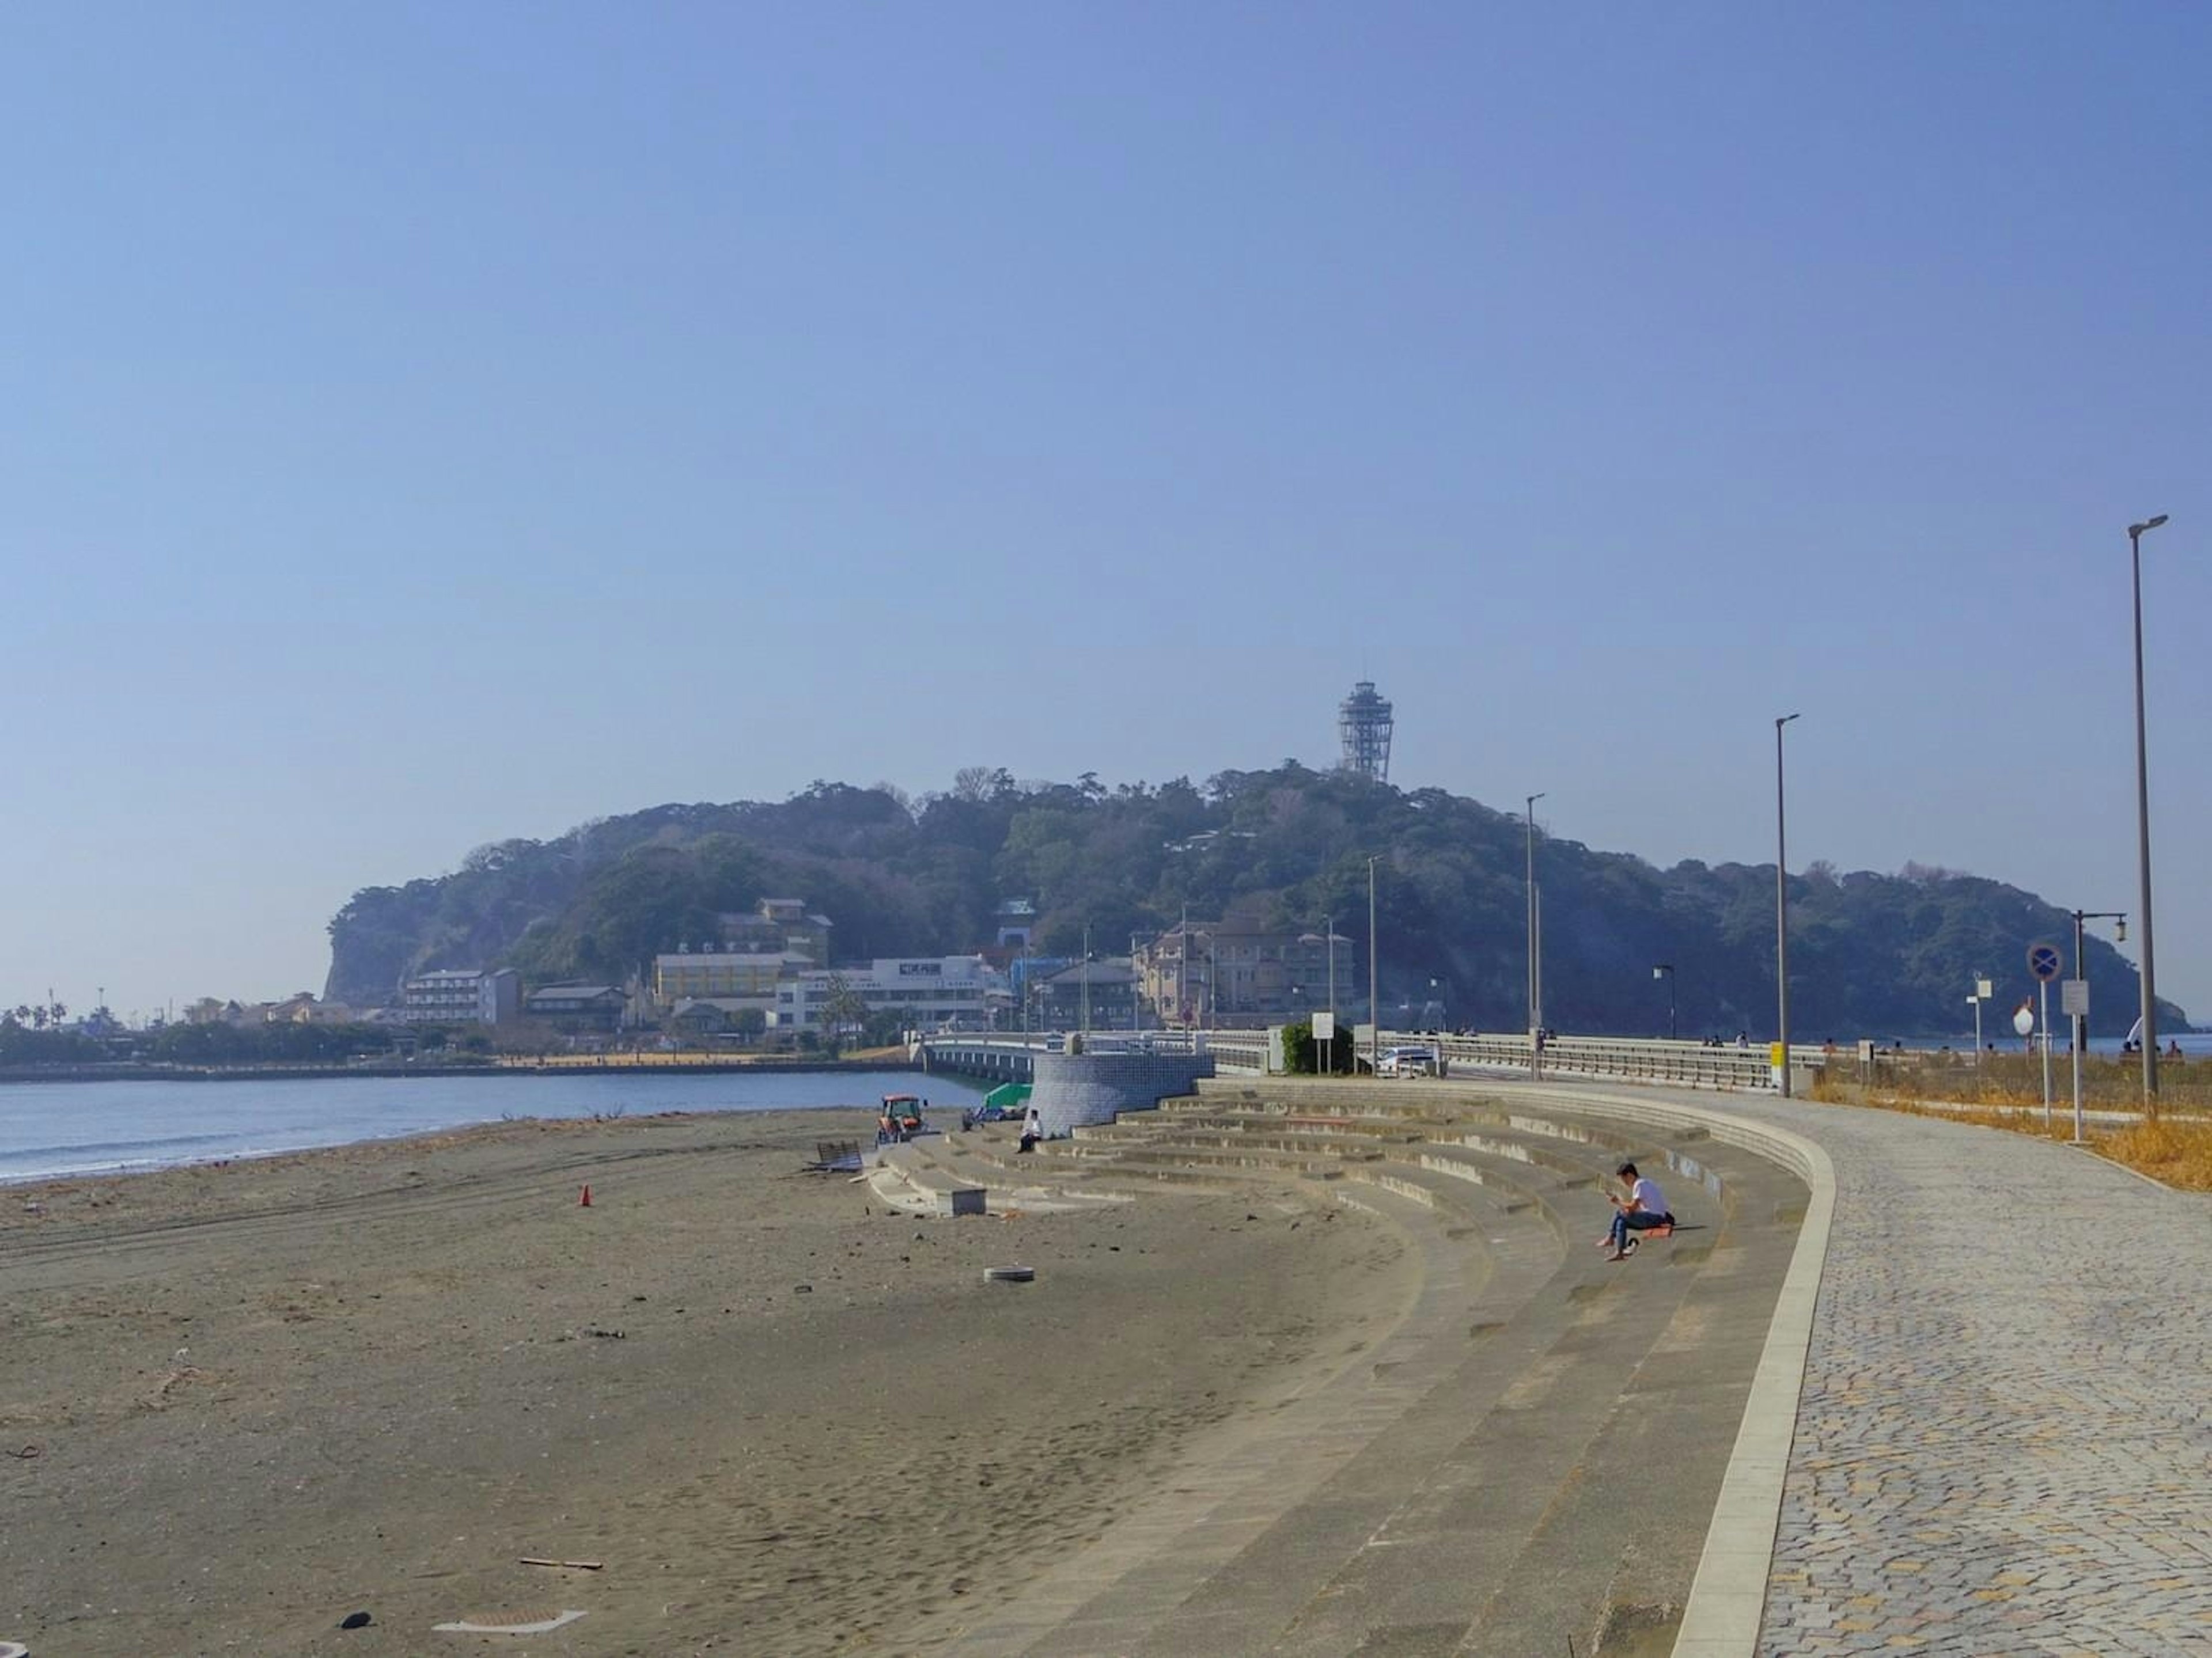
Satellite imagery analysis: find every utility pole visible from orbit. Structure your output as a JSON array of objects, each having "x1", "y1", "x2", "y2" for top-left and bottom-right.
[
  {"x1": 2069, "y1": 911, "x2": 2127, "y2": 1143},
  {"x1": 1324, "y1": 912, "x2": 1336, "y2": 1075},
  {"x1": 1178, "y1": 903, "x2": 1188, "y2": 1031}
]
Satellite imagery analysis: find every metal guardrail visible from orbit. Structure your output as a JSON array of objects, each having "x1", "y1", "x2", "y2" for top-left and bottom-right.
[{"x1": 921, "y1": 1030, "x2": 1818, "y2": 1091}]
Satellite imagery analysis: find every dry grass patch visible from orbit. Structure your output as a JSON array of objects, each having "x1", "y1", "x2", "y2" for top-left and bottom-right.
[{"x1": 2096, "y1": 1119, "x2": 2212, "y2": 1192}]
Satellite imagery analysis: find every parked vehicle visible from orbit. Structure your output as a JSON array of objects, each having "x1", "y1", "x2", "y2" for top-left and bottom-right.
[{"x1": 1377, "y1": 1045, "x2": 1439, "y2": 1077}]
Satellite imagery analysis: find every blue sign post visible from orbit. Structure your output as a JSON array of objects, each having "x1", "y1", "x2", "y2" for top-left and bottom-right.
[{"x1": 2028, "y1": 944, "x2": 2062, "y2": 1122}]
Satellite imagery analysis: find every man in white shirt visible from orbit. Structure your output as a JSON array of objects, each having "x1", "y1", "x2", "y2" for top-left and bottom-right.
[{"x1": 1603, "y1": 1160, "x2": 1673, "y2": 1262}]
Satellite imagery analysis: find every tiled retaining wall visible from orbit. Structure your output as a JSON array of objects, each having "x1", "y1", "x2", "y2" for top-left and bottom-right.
[{"x1": 1031, "y1": 1052, "x2": 1217, "y2": 1136}]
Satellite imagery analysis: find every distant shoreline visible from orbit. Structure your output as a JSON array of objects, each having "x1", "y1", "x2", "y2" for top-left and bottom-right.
[{"x1": 0, "y1": 1055, "x2": 921, "y2": 1086}]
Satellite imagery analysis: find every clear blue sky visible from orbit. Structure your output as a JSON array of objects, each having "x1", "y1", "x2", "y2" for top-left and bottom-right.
[{"x1": 5, "y1": 3, "x2": 2207, "y2": 1026}]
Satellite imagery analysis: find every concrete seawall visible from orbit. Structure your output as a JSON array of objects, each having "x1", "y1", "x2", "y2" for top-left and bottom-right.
[{"x1": 1029, "y1": 1050, "x2": 1216, "y2": 1136}]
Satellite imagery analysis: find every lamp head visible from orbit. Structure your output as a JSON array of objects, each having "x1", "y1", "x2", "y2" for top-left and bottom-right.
[
  {"x1": 2116, "y1": 917, "x2": 2127, "y2": 943},
  {"x1": 1778, "y1": 712, "x2": 1801, "y2": 727},
  {"x1": 2129, "y1": 514, "x2": 2169, "y2": 536}
]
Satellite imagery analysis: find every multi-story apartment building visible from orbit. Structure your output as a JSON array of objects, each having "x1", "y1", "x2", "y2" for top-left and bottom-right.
[
  {"x1": 772, "y1": 957, "x2": 1004, "y2": 1037},
  {"x1": 653, "y1": 950, "x2": 809, "y2": 1004},
  {"x1": 523, "y1": 983, "x2": 627, "y2": 1032},
  {"x1": 1134, "y1": 921, "x2": 1346, "y2": 1027},
  {"x1": 397, "y1": 968, "x2": 520, "y2": 1025},
  {"x1": 1032, "y1": 957, "x2": 1140, "y2": 1030}
]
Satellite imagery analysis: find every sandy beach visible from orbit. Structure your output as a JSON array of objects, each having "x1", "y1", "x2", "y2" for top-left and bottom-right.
[{"x1": 0, "y1": 1109, "x2": 1415, "y2": 1655}]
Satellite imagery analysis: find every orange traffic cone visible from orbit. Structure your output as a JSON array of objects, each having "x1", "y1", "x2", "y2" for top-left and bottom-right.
[{"x1": 579, "y1": 1183, "x2": 592, "y2": 1207}]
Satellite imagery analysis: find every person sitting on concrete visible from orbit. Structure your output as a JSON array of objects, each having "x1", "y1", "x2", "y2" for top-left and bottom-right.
[
  {"x1": 1018, "y1": 1106, "x2": 1043, "y2": 1154},
  {"x1": 1601, "y1": 1160, "x2": 1673, "y2": 1262}
]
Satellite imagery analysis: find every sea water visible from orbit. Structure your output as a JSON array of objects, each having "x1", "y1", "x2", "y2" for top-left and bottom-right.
[{"x1": 0, "y1": 1068, "x2": 984, "y2": 1186}]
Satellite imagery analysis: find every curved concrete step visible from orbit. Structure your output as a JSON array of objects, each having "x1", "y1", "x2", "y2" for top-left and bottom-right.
[{"x1": 910, "y1": 1088, "x2": 1808, "y2": 1658}]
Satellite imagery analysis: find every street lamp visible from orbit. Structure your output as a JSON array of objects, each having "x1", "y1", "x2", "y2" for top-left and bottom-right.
[
  {"x1": 2127, "y1": 513, "x2": 2168, "y2": 1115},
  {"x1": 1525, "y1": 793, "x2": 1545, "y2": 1077},
  {"x1": 1653, "y1": 963, "x2": 1677, "y2": 1041},
  {"x1": 1367, "y1": 855, "x2": 1380, "y2": 1077},
  {"x1": 1775, "y1": 714, "x2": 1801, "y2": 1097}
]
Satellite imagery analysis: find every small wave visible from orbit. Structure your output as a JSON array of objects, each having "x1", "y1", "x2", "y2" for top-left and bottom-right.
[
  {"x1": 4, "y1": 1130, "x2": 241, "y2": 1163},
  {"x1": 0, "y1": 1140, "x2": 312, "y2": 1187}
]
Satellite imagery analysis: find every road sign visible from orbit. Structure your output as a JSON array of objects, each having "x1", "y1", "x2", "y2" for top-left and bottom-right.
[
  {"x1": 1312, "y1": 1011, "x2": 1335, "y2": 1041},
  {"x1": 2062, "y1": 980, "x2": 2089, "y2": 1018},
  {"x1": 2013, "y1": 1003, "x2": 2035, "y2": 1037},
  {"x1": 1976, "y1": 978, "x2": 1994, "y2": 999},
  {"x1": 2028, "y1": 943, "x2": 2063, "y2": 982}
]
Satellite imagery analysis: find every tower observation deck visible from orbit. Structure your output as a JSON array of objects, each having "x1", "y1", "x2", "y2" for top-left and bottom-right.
[{"x1": 1338, "y1": 681, "x2": 1394, "y2": 783}]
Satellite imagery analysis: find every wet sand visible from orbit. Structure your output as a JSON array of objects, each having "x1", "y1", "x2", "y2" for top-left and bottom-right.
[{"x1": 0, "y1": 1109, "x2": 1415, "y2": 1655}]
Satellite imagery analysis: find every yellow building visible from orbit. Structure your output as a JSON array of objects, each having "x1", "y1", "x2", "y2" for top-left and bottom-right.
[{"x1": 653, "y1": 950, "x2": 808, "y2": 1004}]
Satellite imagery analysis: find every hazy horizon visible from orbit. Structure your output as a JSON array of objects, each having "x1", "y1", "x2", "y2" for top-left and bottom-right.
[{"x1": 6, "y1": 4, "x2": 2206, "y2": 1025}]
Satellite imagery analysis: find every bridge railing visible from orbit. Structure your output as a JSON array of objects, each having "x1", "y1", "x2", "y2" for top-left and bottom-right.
[
  {"x1": 922, "y1": 1031, "x2": 1816, "y2": 1091},
  {"x1": 1427, "y1": 1033, "x2": 1781, "y2": 1090}
]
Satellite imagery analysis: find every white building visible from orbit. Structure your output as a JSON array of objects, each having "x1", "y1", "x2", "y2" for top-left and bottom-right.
[
  {"x1": 773, "y1": 957, "x2": 1005, "y2": 1036},
  {"x1": 397, "y1": 968, "x2": 520, "y2": 1025}
]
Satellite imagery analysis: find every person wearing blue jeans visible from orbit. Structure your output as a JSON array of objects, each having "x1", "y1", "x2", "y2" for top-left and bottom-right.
[{"x1": 1603, "y1": 1160, "x2": 1673, "y2": 1262}]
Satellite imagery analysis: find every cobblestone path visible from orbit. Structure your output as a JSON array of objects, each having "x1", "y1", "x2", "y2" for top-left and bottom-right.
[{"x1": 1738, "y1": 1097, "x2": 2212, "y2": 1655}]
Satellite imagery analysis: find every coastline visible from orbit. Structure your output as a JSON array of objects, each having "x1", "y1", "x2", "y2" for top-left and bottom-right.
[
  {"x1": 0, "y1": 1054, "x2": 923, "y2": 1086},
  {"x1": 0, "y1": 1107, "x2": 1415, "y2": 1656}
]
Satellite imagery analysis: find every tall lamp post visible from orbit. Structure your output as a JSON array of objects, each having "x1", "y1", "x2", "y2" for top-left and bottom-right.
[
  {"x1": 1653, "y1": 963, "x2": 1677, "y2": 1041},
  {"x1": 1367, "y1": 855, "x2": 1380, "y2": 1077},
  {"x1": 1775, "y1": 714, "x2": 1801, "y2": 1097},
  {"x1": 1525, "y1": 793, "x2": 1545, "y2": 1078},
  {"x1": 2127, "y1": 513, "x2": 2168, "y2": 1116}
]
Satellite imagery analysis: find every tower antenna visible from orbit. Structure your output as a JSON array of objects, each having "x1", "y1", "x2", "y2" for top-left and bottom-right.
[{"x1": 1338, "y1": 681, "x2": 1394, "y2": 783}]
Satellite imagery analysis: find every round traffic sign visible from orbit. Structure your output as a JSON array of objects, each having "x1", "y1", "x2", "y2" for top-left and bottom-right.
[{"x1": 2028, "y1": 943, "x2": 2063, "y2": 982}]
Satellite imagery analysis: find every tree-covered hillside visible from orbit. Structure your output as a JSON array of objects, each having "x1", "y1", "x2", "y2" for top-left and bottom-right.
[{"x1": 325, "y1": 764, "x2": 2190, "y2": 1041}]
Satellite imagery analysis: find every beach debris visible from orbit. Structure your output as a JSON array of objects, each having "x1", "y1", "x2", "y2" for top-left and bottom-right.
[
  {"x1": 578, "y1": 1184, "x2": 592, "y2": 1207},
  {"x1": 793, "y1": 1284, "x2": 813, "y2": 1294},
  {"x1": 983, "y1": 1266, "x2": 1036, "y2": 1283},
  {"x1": 5, "y1": 1444, "x2": 39, "y2": 1460},
  {"x1": 339, "y1": 1610, "x2": 373, "y2": 1629},
  {"x1": 433, "y1": 1608, "x2": 588, "y2": 1635},
  {"x1": 585, "y1": 1327, "x2": 625, "y2": 1340},
  {"x1": 0, "y1": 1641, "x2": 33, "y2": 1658},
  {"x1": 520, "y1": 1557, "x2": 603, "y2": 1570}
]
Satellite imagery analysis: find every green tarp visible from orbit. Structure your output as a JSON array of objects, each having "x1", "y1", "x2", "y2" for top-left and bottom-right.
[{"x1": 983, "y1": 1082, "x2": 1032, "y2": 1112}]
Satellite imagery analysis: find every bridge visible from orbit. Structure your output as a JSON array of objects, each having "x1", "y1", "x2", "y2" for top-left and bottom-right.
[{"x1": 919, "y1": 1029, "x2": 1802, "y2": 1092}]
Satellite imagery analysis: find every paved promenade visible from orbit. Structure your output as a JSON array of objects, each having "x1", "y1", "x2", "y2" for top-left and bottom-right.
[
  {"x1": 1563, "y1": 1082, "x2": 2212, "y2": 1656},
  {"x1": 1758, "y1": 1095, "x2": 2209, "y2": 1655}
]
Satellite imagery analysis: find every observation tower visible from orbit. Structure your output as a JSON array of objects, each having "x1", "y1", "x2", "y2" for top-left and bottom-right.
[{"x1": 1338, "y1": 680, "x2": 1394, "y2": 783}]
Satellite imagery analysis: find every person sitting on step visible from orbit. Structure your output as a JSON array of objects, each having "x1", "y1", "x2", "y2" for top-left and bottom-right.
[{"x1": 1601, "y1": 1160, "x2": 1674, "y2": 1261}]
